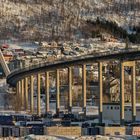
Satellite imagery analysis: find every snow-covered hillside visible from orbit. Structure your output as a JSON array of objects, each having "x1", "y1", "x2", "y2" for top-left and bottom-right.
[{"x1": 0, "y1": 0, "x2": 139, "y2": 41}]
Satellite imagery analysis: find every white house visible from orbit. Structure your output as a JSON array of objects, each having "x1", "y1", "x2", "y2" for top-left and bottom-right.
[{"x1": 103, "y1": 103, "x2": 140, "y2": 123}]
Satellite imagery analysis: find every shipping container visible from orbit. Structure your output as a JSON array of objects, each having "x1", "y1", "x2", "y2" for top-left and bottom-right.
[
  {"x1": 12, "y1": 127, "x2": 20, "y2": 137},
  {"x1": 88, "y1": 127, "x2": 99, "y2": 135},
  {"x1": 2, "y1": 127, "x2": 12, "y2": 137},
  {"x1": 0, "y1": 115, "x2": 14, "y2": 125},
  {"x1": 19, "y1": 127, "x2": 31, "y2": 137},
  {"x1": 0, "y1": 127, "x2": 2, "y2": 137},
  {"x1": 82, "y1": 127, "x2": 99, "y2": 135},
  {"x1": 31, "y1": 126, "x2": 44, "y2": 135}
]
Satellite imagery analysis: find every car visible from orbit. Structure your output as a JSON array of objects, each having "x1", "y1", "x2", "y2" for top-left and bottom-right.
[
  {"x1": 26, "y1": 121, "x2": 44, "y2": 127},
  {"x1": 15, "y1": 121, "x2": 26, "y2": 126}
]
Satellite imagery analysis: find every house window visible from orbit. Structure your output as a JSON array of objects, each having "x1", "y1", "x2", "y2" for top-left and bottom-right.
[
  {"x1": 114, "y1": 106, "x2": 119, "y2": 110},
  {"x1": 111, "y1": 106, "x2": 113, "y2": 110},
  {"x1": 137, "y1": 109, "x2": 140, "y2": 111}
]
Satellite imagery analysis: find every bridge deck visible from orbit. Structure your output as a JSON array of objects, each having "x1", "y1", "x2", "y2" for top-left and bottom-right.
[{"x1": 7, "y1": 49, "x2": 140, "y2": 86}]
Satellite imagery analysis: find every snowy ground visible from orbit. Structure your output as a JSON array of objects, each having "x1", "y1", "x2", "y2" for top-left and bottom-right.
[
  {"x1": 0, "y1": 135, "x2": 137, "y2": 140},
  {"x1": 23, "y1": 135, "x2": 138, "y2": 140}
]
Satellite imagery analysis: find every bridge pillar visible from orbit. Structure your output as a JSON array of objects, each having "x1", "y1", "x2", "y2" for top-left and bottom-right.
[
  {"x1": 25, "y1": 77, "x2": 28, "y2": 111},
  {"x1": 16, "y1": 82, "x2": 19, "y2": 111},
  {"x1": 18, "y1": 81, "x2": 22, "y2": 109},
  {"x1": 30, "y1": 75, "x2": 34, "y2": 114},
  {"x1": 131, "y1": 62, "x2": 136, "y2": 122},
  {"x1": 82, "y1": 64, "x2": 86, "y2": 115},
  {"x1": 37, "y1": 73, "x2": 41, "y2": 116},
  {"x1": 120, "y1": 61, "x2": 136, "y2": 124},
  {"x1": 56, "y1": 69, "x2": 60, "y2": 115},
  {"x1": 45, "y1": 72, "x2": 50, "y2": 113},
  {"x1": 68, "y1": 67, "x2": 72, "y2": 113},
  {"x1": 98, "y1": 62, "x2": 103, "y2": 124},
  {"x1": 120, "y1": 62, "x2": 125, "y2": 125},
  {"x1": 21, "y1": 79, "x2": 25, "y2": 109}
]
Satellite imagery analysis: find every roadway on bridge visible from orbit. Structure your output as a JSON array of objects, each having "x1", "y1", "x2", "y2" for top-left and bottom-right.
[{"x1": 7, "y1": 49, "x2": 140, "y2": 86}]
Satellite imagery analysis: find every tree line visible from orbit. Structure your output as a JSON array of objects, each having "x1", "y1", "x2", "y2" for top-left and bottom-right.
[{"x1": 87, "y1": 18, "x2": 140, "y2": 44}]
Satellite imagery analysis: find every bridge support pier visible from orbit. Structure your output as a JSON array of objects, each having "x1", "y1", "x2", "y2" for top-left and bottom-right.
[
  {"x1": 16, "y1": 82, "x2": 20, "y2": 111},
  {"x1": 68, "y1": 67, "x2": 72, "y2": 113},
  {"x1": 120, "y1": 61, "x2": 136, "y2": 125},
  {"x1": 25, "y1": 77, "x2": 28, "y2": 111},
  {"x1": 56, "y1": 69, "x2": 60, "y2": 115},
  {"x1": 98, "y1": 62, "x2": 103, "y2": 124},
  {"x1": 131, "y1": 62, "x2": 136, "y2": 122},
  {"x1": 45, "y1": 72, "x2": 50, "y2": 113},
  {"x1": 21, "y1": 79, "x2": 25, "y2": 109},
  {"x1": 82, "y1": 64, "x2": 86, "y2": 115},
  {"x1": 37, "y1": 74, "x2": 41, "y2": 116},
  {"x1": 120, "y1": 62, "x2": 125, "y2": 125},
  {"x1": 30, "y1": 75, "x2": 34, "y2": 114},
  {"x1": 18, "y1": 81, "x2": 22, "y2": 109},
  {"x1": 16, "y1": 83, "x2": 18, "y2": 111}
]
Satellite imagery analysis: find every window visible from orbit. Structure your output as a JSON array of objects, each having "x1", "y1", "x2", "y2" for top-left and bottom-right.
[
  {"x1": 114, "y1": 106, "x2": 119, "y2": 110},
  {"x1": 111, "y1": 106, "x2": 113, "y2": 110},
  {"x1": 115, "y1": 132, "x2": 120, "y2": 135}
]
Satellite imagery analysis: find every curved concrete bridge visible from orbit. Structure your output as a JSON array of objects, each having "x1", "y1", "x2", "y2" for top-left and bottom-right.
[{"x1": 6, "y1": 49, "x2": 140, "y2": 125}]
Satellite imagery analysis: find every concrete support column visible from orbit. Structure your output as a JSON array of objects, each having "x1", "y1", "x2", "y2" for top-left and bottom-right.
[
  {"x1": 16, "y1": 82, "x2": 19, "y2": 111},
  {"x1": 21, "y1": 79, "x2": 25, "y2": 109},
  {"x1": 45, "y1": 72, "x2": 50, "y2": 113},
  {"x1": 30, "y1": 75, "x2": 34, "y2": 114},
  {"x1": 37, "y1": 73, "x2": 41, "y2": 116},
  {"x1": 56, "y1": 69, "x2": 60, "y2": 115},
  {"x1": 120, "y1": 62, "x2": 125, "y2": 125},
  {"x1": 18, "y1": 81, "x2": 21, "y2": 96},
  {"x1": 132, "y1": 62, "x2": 136, "y2": 122},
  {"x1": 82, "y1": 64, "x2": 86, "y2": 114},
  {"x1": 16, "y1": 82, "x2": 19, "y2": 98},
  {"x1": 25, "y1": 77, "x2": 28, "y2": 111},
  {"x1": 98, "y1": 62, "x2": 103, "y2": 124},
  {"x1": 68, "y1": 67, "x2": 72, "y2": 112},
  {"x1": 18, "y1": 81, "x2": 22, "y2": 109}
]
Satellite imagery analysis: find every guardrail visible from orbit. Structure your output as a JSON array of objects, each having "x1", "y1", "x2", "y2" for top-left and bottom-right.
[{"x1": 7, "y1": 47, "x2": 140, "y2": 84}]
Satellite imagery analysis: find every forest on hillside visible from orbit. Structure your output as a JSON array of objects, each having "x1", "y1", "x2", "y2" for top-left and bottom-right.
[{"x1": 0, "y1": 0, "x2": 139, "y2": 43}]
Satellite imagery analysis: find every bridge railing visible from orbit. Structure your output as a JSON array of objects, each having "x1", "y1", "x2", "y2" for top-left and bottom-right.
[{"x1": 9, "y1": 47, "x2": 139, "y2": 76}]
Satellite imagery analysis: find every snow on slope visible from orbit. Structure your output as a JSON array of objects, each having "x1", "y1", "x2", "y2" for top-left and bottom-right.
[
  {"x1": 0, "y1": 0, "x2": 139, "y2": 40},
  {"x1": 83, "y1": 0, "x2": 140, "y2": 27}
]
